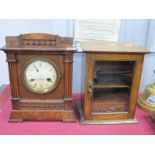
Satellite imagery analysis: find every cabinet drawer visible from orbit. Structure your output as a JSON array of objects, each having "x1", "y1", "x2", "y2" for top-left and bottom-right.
[{"x1": 92, "y1": 102, "x2": 128, "y2": 113}]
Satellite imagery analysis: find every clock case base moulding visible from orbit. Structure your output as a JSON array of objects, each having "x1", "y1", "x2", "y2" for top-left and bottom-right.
[{"x1": 9, "y1": 110, "x2": 76, "y2": 122}]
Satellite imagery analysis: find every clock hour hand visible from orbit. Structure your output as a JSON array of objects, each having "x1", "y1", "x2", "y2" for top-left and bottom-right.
[
  {"x1": 33, "y1": 65, "x2": 39, "y2": 72},
  {"x1": 47, "y1": 78, "x2": 52, "y2": 82},
  {"x1": 30, "y1": 78, "x2": 35, "y2": 82}
]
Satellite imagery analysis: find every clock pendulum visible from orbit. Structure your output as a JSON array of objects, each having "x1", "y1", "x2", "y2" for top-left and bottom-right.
[{"x1": 1, "y1": 33, "x2": 77, "y2": 122}]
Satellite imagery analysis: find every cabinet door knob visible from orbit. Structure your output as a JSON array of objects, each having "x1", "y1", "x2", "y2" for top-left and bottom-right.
[
  {"x1": 88, "y1": 87, "x2": 92, "y2": 94},
  {"x1": 88, "y1": 80, "x2": 93, "y2": 97}
]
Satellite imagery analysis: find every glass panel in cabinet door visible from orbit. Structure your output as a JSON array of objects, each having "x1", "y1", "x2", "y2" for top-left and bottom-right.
[{"x1": 92, "y1": 61, "x2": 135, "y2": 114}]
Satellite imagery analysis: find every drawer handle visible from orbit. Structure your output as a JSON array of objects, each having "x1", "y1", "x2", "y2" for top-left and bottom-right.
[
  {"x1": 102, "y1": 108, "x2": 106, "y2": 112},
  {"x1": 111, "y1": 107, "x2": 116, "y2": 112}
]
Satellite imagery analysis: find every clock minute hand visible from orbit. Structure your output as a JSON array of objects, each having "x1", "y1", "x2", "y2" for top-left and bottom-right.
[{"x1": 33, "y1": 65, "x2": 39, "y2": 72}]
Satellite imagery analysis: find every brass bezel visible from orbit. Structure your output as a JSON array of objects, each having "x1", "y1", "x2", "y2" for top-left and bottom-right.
[{"x1": 22, "y1": 58, "x2": 61, "y2": 94}]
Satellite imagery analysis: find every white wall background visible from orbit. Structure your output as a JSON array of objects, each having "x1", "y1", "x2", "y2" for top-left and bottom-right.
[
  {"x1": 119, "y1": 19, "x2": 155, "y2": 93},
  {"x1": 0, "y1": 19, "x2": 155, "y2": 93}
]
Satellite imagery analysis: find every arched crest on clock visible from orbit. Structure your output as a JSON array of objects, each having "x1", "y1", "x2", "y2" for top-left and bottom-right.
[{"x1": 5, "y1": 33, "x2": 73, "y2": 48}]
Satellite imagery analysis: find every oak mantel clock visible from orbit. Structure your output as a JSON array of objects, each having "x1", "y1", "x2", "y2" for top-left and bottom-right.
[{"x1": 1, "y1": 33, "x2": 76, "y2": 122}]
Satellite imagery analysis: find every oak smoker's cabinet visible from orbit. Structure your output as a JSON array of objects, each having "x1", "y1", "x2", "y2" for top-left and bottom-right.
[{"x1": 78, "y1": 41, "x2": 149, "y2": 124}]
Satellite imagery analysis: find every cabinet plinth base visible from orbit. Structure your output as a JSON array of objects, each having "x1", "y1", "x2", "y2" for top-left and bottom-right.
[
  {"x1": 77, "y1": 102, "x2": 138, "y2": 125},
  {"x1": 9, "y1": 110, "x2": 77, "y2": 122}
]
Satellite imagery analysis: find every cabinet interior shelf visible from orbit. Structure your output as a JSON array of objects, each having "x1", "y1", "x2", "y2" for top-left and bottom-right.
[{"x1": 93, "y1": 84, "x2": 131, "y2": 89}]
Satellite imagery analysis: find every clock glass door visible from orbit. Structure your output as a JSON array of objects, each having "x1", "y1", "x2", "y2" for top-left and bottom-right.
[{"x1": 92, "y1": 60, "x2": 135, "y2": 114}]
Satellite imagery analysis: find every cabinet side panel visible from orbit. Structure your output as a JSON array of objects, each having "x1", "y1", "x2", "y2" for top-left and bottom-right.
[{"x1": 128, "y1": 54, "x2": 144, "y2": 118}]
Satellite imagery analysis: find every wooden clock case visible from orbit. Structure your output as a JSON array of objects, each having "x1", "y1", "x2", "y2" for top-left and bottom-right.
[{"x1": 1, "y1": 33, "x2": 77, "y2": 122}]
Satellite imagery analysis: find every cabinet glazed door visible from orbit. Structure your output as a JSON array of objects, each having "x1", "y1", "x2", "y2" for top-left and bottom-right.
[{"x1": 84, "y1": 53, "x2": 144, "y2": 120}]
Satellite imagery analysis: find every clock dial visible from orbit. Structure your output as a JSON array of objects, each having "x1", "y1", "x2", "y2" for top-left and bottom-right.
[{"x1": 24, "y1": 59, "x2": 59, "y2": 93}]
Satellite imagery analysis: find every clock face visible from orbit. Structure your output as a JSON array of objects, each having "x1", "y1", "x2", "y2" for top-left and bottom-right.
[{"x1": 23, "y1": 59, "x2": 60, "y2": 94}]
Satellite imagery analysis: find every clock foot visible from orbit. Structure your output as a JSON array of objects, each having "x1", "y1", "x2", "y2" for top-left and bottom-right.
[
  {"x1": 9, "y1": 111, "x2": 24, "y2": 122},
  {"x1": 62, "y1": 110, "x2": 77, "y2": 122},
  {"x1": 9, "y1": 119, "x2": 23, "y2": 123}
]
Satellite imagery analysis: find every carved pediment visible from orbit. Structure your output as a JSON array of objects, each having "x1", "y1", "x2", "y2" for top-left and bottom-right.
[{"x1": 5, "y1": 33, "x2": 73, "y2": 48}]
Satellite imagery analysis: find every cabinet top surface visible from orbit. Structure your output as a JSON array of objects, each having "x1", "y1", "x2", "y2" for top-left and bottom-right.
[{"x1": 79, "y1": 41, "x2": 149, "y2": 53}]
